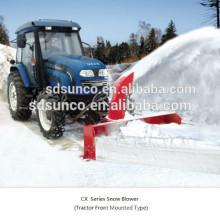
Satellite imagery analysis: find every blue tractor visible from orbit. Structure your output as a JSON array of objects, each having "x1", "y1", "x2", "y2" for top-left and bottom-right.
[{"x1": 8, "y1": 19, "x2": 109, "y2": 138}]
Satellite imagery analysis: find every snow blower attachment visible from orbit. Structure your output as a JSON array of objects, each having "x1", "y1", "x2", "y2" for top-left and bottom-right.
[{"x1": 83, "y1": 72, "x2": 182, "y2": 160}]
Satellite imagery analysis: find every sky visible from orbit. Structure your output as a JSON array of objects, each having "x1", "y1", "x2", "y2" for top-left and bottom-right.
[{"x1": 0, "y1": 0, "x2": 210, "y2": 46}]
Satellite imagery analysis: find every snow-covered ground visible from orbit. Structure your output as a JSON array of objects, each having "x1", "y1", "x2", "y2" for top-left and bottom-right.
[
  {"x1": 2, "y1": 99, "x2": 220, "y2": 187},
  {"x1": 1, "y1": 27, "x2": 220, "y2": 187},
  {"x1": 96, "y1": 121, "x2": 220, "y2": 174},
  {"x1": 1, "y1": 99, "x2": 220, "y2": 187}
]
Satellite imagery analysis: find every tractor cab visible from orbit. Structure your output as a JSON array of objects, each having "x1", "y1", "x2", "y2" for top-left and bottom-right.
[{"x1": 13, "y1": 19, "x2": 108, "y2": 95}]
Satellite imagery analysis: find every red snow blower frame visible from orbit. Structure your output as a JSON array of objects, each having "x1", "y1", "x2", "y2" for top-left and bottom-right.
[{"x1": 83, "y1": 72, "x2": 182, "y2": 160}]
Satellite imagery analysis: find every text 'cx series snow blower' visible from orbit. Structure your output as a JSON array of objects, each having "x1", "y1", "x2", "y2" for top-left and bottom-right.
[{"x1": 8, "y1": 19, "x2": 181, "y2": 160}]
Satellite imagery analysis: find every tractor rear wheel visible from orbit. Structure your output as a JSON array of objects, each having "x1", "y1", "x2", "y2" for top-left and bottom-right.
[
  {"x1": 7, "y1": 72, "x2": 32, "y2": 120},
  {"x1": 36, "y1": 91, "x2": 65, "y2": 139}
]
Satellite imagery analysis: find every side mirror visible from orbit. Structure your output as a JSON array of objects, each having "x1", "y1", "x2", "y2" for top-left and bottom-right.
[
  {"x1": 10, "y1": 60, "x2": 15, "y2": 65},
  {"x1": 97, "y1": 36, "x2": 104, "y2": 46},
  {"x1": 17, "y1": 34, "x2": 26, "y2": 48}
]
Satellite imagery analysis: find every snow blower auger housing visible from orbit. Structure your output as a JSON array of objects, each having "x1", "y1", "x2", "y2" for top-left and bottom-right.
[{"x1": 8, "y1": 19, "x2": 109, "y2": 138}]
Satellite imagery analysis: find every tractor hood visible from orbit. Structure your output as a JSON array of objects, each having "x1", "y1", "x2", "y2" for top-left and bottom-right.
[{"x1": 47, "y1": 55, "x2": 106, "y2": 73}]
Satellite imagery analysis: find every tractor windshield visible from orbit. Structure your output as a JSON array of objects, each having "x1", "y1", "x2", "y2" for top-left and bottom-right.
[{"x1": 39, "y1": 31, "x2": 83, "y2": 59}]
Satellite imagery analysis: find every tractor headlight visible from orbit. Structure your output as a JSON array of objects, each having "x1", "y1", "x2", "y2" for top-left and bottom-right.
[
  {"x1": 79, "y1": 70, "x2": 94, "y2": 77},
  {"x1": 98, "y1": 69, "x2": 108, "y2": 77}
]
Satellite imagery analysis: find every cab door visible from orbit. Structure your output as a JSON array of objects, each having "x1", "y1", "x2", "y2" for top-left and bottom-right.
[{"x1": 21, "y1": 32, "x2": 37, "y2": 85}]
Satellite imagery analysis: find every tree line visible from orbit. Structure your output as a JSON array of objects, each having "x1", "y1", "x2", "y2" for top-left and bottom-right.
[
  {"x1": 0, "y1": 16, "x2": 9, "y2": 45},
  {"x1": 94, "y1": 20, "x2": 177, "y2": 64},
  {"x1": 0, "y1": 16, "x2": 177, "y2": 65}
]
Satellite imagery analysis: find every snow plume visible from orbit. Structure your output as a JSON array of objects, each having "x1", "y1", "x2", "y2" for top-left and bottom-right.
[
  {"x1": 0, "y1": 44, "x2": 16, "y2": 90},
  {"x1": 123, "y1": 27, "x2": 220, "y2": 126},
  {"x1": 107, "y1": 63, "x2": 132, "y2": 74}
]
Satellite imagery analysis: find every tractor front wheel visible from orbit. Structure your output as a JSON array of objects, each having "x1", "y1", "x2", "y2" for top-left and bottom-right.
[{"x1": 36, "y1": 91, "x2": 65, "y2": 139}]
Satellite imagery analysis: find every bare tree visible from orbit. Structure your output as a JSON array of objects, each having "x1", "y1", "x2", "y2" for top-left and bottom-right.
[
  {"x1": 137, "y1": 21, "x2": 151, "y2": 42},
  {"x1": 201, "y1": 0, "x2": 220, "y2": 28}
]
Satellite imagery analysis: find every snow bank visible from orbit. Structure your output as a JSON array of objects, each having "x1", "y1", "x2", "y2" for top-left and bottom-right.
[
  {"x1": 123, "y1": 27, "x2": 220, "y2": 126},
  {"x1": 0, "y1": 44, "x2": 16, "y2": 90}
]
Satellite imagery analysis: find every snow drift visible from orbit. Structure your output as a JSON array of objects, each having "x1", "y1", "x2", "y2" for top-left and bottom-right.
[
  {"x1": 0, "y1": 44, "x2": 16, "y2": 90},
  {"x1": 123, "y1": 27, "x2": 220, "y2": 126}
]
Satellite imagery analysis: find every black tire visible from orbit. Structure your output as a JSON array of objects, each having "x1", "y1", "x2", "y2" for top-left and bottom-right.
[
  {"x1": 7, "y1": 72, "x2": 32, "y2": 120},
  {"x1": 36, "y1": 91, "x2": 65, "y2": 139}
]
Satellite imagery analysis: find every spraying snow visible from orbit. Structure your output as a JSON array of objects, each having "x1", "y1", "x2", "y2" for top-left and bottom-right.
[
  {"x1": 95, "y1": 27, "x2": 220, "y2": 173},
  {"x1": 123, "y1": 27, "x2": 220, "y2": 126}
]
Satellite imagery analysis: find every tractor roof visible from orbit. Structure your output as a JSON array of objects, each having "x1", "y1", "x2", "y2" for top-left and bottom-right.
[{"x1": 15, "y1": 19, "x2": 81, "y2": 34}]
